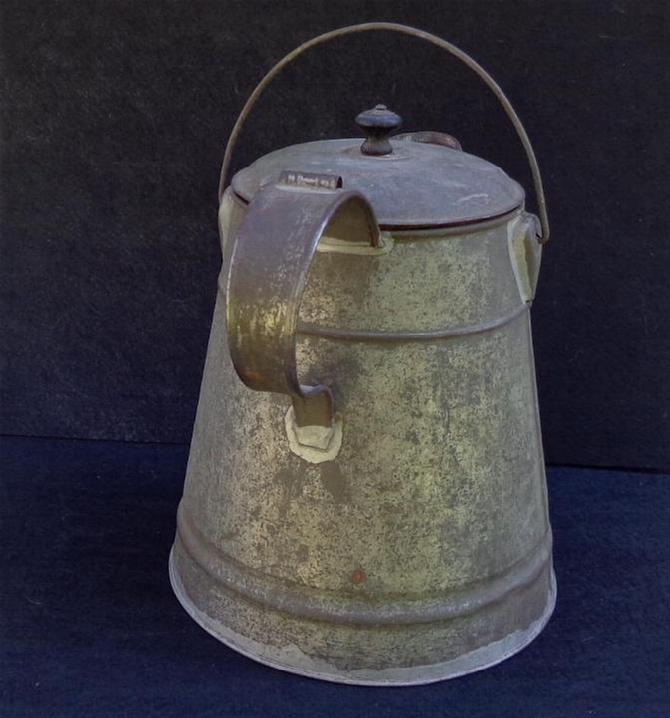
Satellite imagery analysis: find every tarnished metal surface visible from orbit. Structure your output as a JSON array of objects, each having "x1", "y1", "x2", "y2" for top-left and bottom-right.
[
  {"x1": 232, "y1": 138, "x2": 525, "y2": 230},
  {"x1": 170, "y1": 549, "x2": 556, "y2": 686},
  {"x1": 171, "y1": 187, "x2": 555, "y2": 684},
  {"x1": 171, "y1": 23, "x2": 554, "y2": 686}
]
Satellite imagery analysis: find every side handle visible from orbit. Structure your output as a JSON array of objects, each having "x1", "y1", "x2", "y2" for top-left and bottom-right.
[{"x1": 226, "y1": 171, "x2": 380, "y2": 429}]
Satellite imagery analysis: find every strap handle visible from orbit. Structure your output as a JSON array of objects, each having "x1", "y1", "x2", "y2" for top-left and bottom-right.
[
  {"x1": 226, "y1": 174, "x2": 380, "y2": 429},
  {"x1": 218, "y1": 22, "x2": 550, "y2": 243}
]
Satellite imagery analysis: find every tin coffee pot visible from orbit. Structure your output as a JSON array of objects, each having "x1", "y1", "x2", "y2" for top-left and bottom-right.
[{"x1": 170, "y1": 23, "x2": 555, "y2": 685}]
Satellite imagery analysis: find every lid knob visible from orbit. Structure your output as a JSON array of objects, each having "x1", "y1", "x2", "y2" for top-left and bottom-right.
[{"x1": 355, "y1": 104, "x2": 402, "y2": 156}]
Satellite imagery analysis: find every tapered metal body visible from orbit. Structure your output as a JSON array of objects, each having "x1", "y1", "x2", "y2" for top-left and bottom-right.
[{"x1": 170, "y1": 24, "x2": 555, "y2": 685}]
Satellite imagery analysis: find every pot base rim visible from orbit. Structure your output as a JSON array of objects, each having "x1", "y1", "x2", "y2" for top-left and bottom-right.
[{"x1": 169, "y1": 547, "x2": 556, "y2": 687}]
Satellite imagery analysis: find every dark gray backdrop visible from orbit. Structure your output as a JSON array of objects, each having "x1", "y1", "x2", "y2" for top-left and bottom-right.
[{"x1": 2, "y1": 0, "x2": 669, "y2": 470}]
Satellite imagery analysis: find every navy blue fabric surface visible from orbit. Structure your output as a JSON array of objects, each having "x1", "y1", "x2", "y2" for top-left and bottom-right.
[{"x1": 1, "y1": 436, "x2": 668, "y2": 717}]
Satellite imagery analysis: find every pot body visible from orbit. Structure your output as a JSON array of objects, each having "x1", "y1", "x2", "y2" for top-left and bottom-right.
[{"x1": 170, "y1": 187, "x2": 555, "y2": 685}]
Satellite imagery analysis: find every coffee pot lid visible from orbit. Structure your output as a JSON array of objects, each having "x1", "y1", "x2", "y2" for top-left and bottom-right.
[{"x1": 231, "y1": 104, "x2": 525, "y2": 230}]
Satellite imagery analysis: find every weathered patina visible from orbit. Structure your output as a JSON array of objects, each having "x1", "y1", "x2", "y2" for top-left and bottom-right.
[{"x1": 170, "y1": 23, "x2": 555, "y2": 686}]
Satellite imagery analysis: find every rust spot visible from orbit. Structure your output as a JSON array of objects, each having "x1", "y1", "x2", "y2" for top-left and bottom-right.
[{"x1": 351, "y1": 568, "x2": 366, "y2": 584}]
